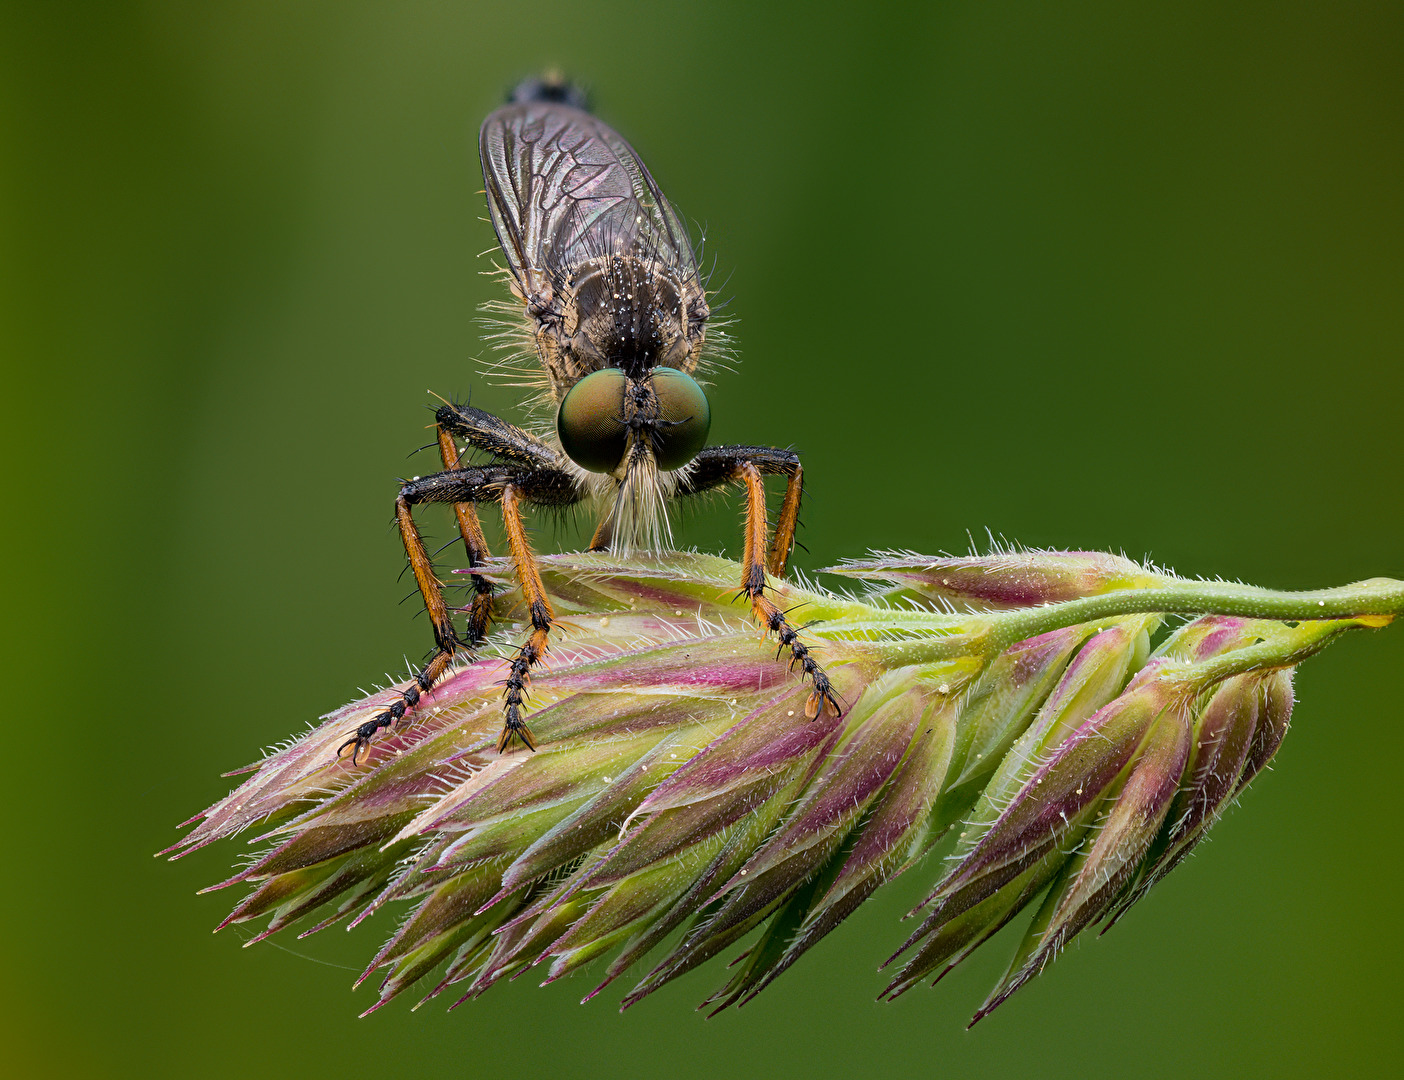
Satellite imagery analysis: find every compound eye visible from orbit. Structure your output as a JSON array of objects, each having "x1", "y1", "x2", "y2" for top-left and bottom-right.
[
  {"x1": 557, "y1": 368, "x2": 628, "y2": 473},
  {"x1": 650, "y1": 368, "x2": 711, "y2": 471}
]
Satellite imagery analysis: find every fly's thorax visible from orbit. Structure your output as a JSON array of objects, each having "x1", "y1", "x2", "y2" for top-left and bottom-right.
[{"x1": 560, "y1": 254, "x2": 708, "y2": 381}]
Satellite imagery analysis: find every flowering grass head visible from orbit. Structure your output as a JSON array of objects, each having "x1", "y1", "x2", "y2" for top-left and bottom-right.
[{"x1": 168, "y1": 549, "x2": 1402, "y2": 1023}]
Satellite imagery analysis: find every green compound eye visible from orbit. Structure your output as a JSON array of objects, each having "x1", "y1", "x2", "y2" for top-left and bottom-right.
[
  {"x1": 557, "y1": 368, "x2": 629, "y2": 474},
  {"x1": 556, "y1": 367, "x2": 711, "y2": 474},
  {"x1": 649, "y1": 368, "x2": 711, "y2": 470}
]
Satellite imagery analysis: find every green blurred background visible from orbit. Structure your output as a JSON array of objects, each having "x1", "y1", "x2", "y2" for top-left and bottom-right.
[{"x1": 3, "y1": 2, "x2": 1401, "y2": 1076}]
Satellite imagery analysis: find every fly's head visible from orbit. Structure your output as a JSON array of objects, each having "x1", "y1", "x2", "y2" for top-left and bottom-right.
[
  {"x1": 556, "y1": 363, "x2": 711, "y2": 479},
  {"x1": 555, "y1": 355, "x2": 711, "y2": 552}
]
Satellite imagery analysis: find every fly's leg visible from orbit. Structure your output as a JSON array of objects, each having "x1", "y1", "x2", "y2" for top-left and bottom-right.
[
  {"x1": 337, "y1": 493, "x2": 469, "y2": 765},
  {"x1": 678, "y1": 445, "x2": 839, "y2": 719},
  {"x1": 338, "y1": 461, "x2": 582, "y2": 764},
  {"x1": 436, "y1": 427, "x2": 496, "y2": 646},
  {"x1": 497, "y1": 484, "x2": 554, "y2": 753},
  {"x1": 587, "y1": 516, "x2": 614, "y2": 553},
  {"x1": 736, "y1": 461, "x2": 838, "y2": 719},
  {"x1": 434, "y1": 402, "x2": 568, "y2": 645},
  {"x1": 433, "y1": 403, "x2": 563, "y2": 471},
  {"x1": 766, "y1": 461, "x2": 804, "y2": 578}
]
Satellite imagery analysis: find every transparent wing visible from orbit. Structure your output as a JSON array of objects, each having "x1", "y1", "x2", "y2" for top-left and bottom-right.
[{"x1": 479, "y1": 103, "x2": 697, "y2": 300}]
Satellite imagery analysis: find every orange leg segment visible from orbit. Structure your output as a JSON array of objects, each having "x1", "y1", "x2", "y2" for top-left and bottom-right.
[
  {"x1": 437, "y1": 428, "x2": 496, "y2": 645},
  {"x1": 736, "y1": 462, "x2": 839, "y2": 720},
  {"x1": 497, "y1": 484, "x2": 554, "y2": 752}
]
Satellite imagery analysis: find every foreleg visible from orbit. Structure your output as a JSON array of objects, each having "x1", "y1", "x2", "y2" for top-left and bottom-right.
[
  {"x1": 338, "y1": 463, "x2": 581, "y2": 763},
  {"x1": 678, "y1": 445, "x2": 838, "y2": 719}
]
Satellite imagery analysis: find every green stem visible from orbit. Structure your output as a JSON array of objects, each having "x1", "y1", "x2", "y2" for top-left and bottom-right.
[
  {"x1": 845, "y1": 576, "x2": 1402, "y2": 665},
  {"x1": 987, "y1": 577, "x2": 1402, "y2": 652},
  {"x1": 1171, "y1": 618, "x2": 1365, "y2": 689}
]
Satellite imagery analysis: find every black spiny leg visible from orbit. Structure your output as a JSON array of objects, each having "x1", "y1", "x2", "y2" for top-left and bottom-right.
[
  {"x1": 677, "y1": 445, "x2": 839, "y2": 719},
  {"x1": 339, "y1": 460, "x2": 583, "y2": 764},
  {"x1": 433, "y1": 403, "x2": 563, "y2": 471}
]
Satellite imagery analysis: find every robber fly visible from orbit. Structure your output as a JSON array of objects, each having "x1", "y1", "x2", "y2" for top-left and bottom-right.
[{"x1": 339, "y1": 77, "x2": 839, "y2": 763}]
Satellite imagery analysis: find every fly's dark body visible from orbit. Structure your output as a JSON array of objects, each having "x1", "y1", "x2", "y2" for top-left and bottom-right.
[
  {"x1": 480, "y1": 100, "x2": 709, "y2": 387},
  {"x1": 339, "y1": 78, "x2": 839, "y2": 763}
]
